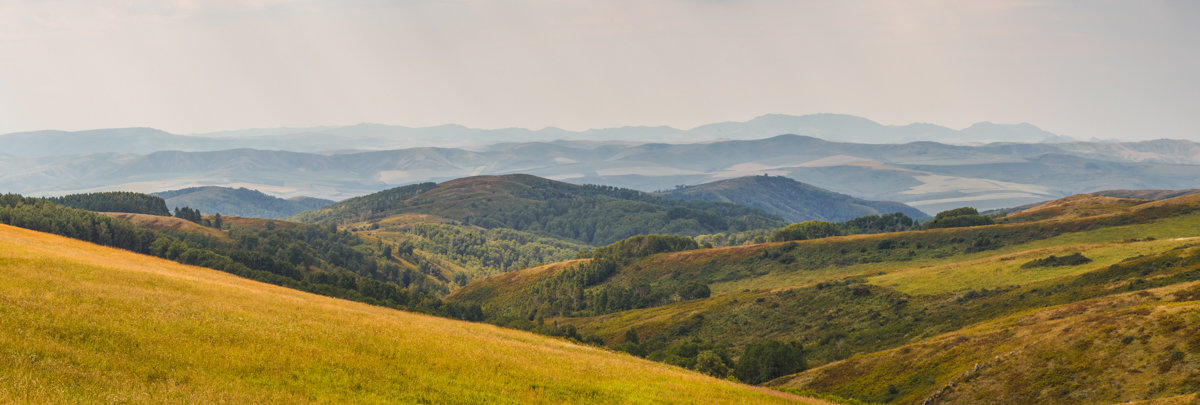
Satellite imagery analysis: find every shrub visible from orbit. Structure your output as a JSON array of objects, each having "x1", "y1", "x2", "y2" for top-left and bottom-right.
[{"x1": 1021, "y1": 252, "x2": 1093, "y2": 269}]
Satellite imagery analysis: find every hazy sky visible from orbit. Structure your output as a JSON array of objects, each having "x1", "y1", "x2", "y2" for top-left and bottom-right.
[{"x1": 1, "y1": 0, "x2": 1197, "y2": 140}]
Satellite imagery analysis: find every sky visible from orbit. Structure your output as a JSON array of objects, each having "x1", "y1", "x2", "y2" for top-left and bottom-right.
[{"x1": 1, "y1": 0, "x2": 1198, "y2": 141}]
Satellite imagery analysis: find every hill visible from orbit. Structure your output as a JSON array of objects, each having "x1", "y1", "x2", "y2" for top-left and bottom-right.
[
  {"x1": 656, "y1": 175, "x2": 929, "y2": 222},
  {"x1": 0, "y1": 223, "x2": 815, "y2": 403},
  {"x1": 448, "y1": 193, "x2": 1200, "y2": 399},
  {"x1": 290, "y1": 174, "x2": 783, "y2": 246},
  {"x1": 102, "y1": 212, "x2": 230, "y2": 241},
  {"x1": 154, "y1": 186, "x2": 334, "y2": 219},
  {"x1": 5, "y1": 134, "x2": 1199, "y2": 211},
  {"x1": 769, "y1": 271, "x2": 1200, "y2": 404},
  {"x1": 1092, "y1": 188, "x2": 1200, "y2": 201}
]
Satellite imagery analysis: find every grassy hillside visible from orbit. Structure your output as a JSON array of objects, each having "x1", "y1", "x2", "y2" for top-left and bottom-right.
[
  {"x1": 0, "y1": 224, "x2": 817, "y2": 404},
  {"x1": 154, "y1": 186, "x2": 334, "y2": 219},
  {"x1": 289, "y1": 174, "x2": 783, "y2": 246},
  {"x1": 449, "y1": 193, "x2": 1200, "y2": 396},
  {"x1": 103, "y1": 212, "x2": 230, "y2": 241},
  {"x1": 656, "y1": 175, "x2": 929, "y2": 222},
  {"x1": 0, "y1": 194, "x2": 472, "y2": 318},
  {"x1": 1093, "y1": 188, "x2": 1200, "y2": 201},
  {"x1": 771, "y1": 268, "x2": 1200, "y2": 404}
]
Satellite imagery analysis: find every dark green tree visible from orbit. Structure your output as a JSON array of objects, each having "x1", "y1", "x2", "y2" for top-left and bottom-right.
[
  {"x1": 923, "y1": 207, "x2": 994, "y2": 229},
  {"x1": 733, "y1": 340, "x2": 806, "y2": 384},
  {"x1": 694, "y1": 350, "x2": 731, "y2": 378},
  {"x1": 770, "y1": 220, "x2": 841, "y2": 242}
]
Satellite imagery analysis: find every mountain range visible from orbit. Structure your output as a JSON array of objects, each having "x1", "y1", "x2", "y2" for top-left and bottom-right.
[
  {"x1": 4, "y1": 134, "x2": 1198, "y2": 213},
  {"x1": 0, "y1": 114, "x2": 1078, "y2": 158}
]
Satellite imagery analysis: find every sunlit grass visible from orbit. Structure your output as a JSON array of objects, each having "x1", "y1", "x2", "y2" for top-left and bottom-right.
[
  {"x1": 710, "y1": 211, "x2": 1200, "y2": 295},
  {"x1": 869, "y1": 238, "x2": 1195, "y2": 295},
  {"x1": 771, "y1": 279, "x2": 1200, "y2": 404},
  {"x1": 0, "y1": 224, "x2": 815, "y2": 404}
]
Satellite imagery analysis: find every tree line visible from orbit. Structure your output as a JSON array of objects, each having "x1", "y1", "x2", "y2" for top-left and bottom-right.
[{"x1": 0, "y1": 194, "x2": 482, "y2": 321}]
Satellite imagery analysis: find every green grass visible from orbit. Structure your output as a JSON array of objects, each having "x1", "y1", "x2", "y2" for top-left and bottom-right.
[
  {"x1": 770, "y1": 276, "x2": 1200, "y2": 404},
  {"x1": 712, "y1": 211, "x2": 1200, "y2": 295},
  {"x1": 0, "y1": 224, "x2": 816, "y2": 404},
  {"x1": 869, "y1": 238, "x2": 1193, "y2": 295}
]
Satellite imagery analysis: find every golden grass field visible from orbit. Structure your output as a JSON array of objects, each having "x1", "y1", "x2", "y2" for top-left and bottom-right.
[{"x1": 0, "y1": 224, "x2": 819, "y2": 404}]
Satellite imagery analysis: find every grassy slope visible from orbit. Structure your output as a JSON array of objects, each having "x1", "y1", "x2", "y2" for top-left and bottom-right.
[
  {"x1": 102, "y1": 212, "x2": 230, "y2": 241},
  {"x1": 446, "y1": 259, "x2": 589, "y2": 315},
  {"x1": 0, "y1": 224, "x2": 816, "y2": 404},
  {"x1": 456, "y1": 206, "x2": 1200, "y2": 316},
  {"x1": 770, "y1": 271, "x2": 1200, "y2": 404},
  {"x1": 450, "y1": 193, "x2": 1200, "y2": 392}
]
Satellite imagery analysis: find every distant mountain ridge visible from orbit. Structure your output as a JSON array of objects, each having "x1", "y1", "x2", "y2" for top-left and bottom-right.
[
  {"x1": 0, "y1": 114, "x2": 1076, "y2": 158},
  {"x1": 3, "y1": 134, "x2": 1198, "y2": 213},
  {"x1": 655, "y1": 175, "x2": 930, "y2": 221},
  {"x1": 154, "y1": 186, "x2": 333, "y2": 219}
]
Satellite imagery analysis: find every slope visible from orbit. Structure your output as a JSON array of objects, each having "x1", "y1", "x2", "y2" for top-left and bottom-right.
[
  {"x1": 102, "y1": 212, "x2": 229, "y2": 242},
  {"x1": 290, "y1": 174, "x2": 783, "y2": 246},
  {"x1": 154, "y1": 186, "x2": 334, "y2": 219},
  {"x1": 449, "y1": 193, "x2": 1200, "y2": 390},
  {"x1": 0, "y1": 223, "x2": 815, "y2": 404},
  {"x1": 656, "y1": 175, "x2": 929, "y2": 222},
  {"x1": 1092, "y1": 188, "x2": 1200, "y2": 201},
  {"x1": 770, "y1": 264, "x2": 1200, "y2": 404}
]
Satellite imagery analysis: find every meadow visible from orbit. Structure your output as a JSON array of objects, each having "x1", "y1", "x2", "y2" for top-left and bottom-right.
[{"x1": 0, "y1": 224, "x2": 817, "y2": 404}]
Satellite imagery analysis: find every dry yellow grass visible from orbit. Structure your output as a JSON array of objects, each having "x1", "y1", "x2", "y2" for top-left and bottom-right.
[
  {"x1": 102, "y1": 212, "x2": 230, "y2": 241},
  {"x1": 0, "y1": 224, "x2": 817, "y2": 404}
]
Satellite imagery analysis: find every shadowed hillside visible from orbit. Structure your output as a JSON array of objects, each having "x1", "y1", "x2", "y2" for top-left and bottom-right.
[
  {"x1": 155, "y1": 186, "x2": 333, "y2": 219},
  {"x1": 656, "y1": 175, "x2": 929, "y2": 222},
  {"x1": 290, "y1": 174, "x2": 783, "y2": 246}
]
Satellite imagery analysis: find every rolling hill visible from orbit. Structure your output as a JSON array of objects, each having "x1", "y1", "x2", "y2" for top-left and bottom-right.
[
  {"x1": 289, "y1": 174, "x2": 784, "y2": 246},
  {"x1": 768, "y1": 275, "x2": 1200, "y2": 404},
  {"x1": 4, "y1": 134, "x2": 1199, "y2": 213},
  {"x1": 0, "y1": 223, "x2": 816, "y2": 404},
  {"x1": 154, "y1": 186, "x2": 334, "y2": 219},
  {"x1": 656, "y1": 175, "x2": 930, "y2": 222},
  {"x1": 3, "y1": 131, "x2": 1199, "y2": 212},
  {"x1": 447, "y1": 193, "x2": 1200, "y2": 402}
]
